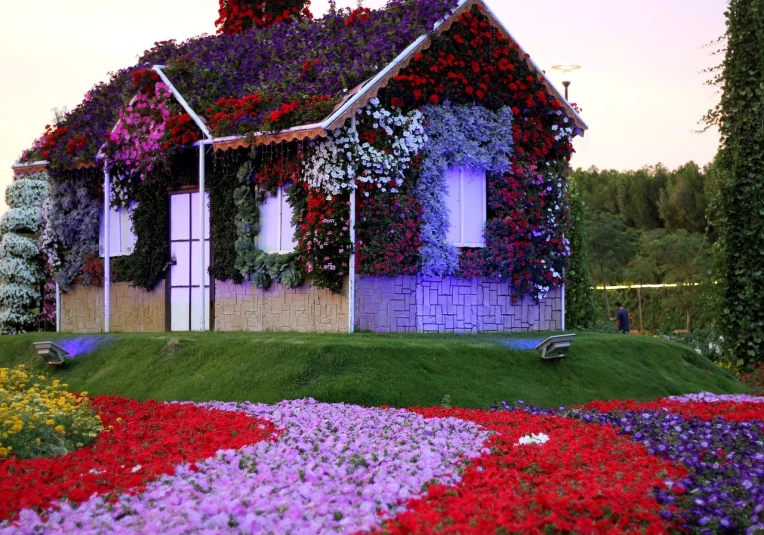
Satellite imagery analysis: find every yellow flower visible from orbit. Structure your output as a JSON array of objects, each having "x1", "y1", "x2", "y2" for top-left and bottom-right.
[
  {"x1": 45, "y1": 419, "x2": 55, "y2": 426},
  {"x1": 54, "y1": 426, "x2": 65, "y2": 434},
  {"x1": 0, "y1": 448, "x2": 7, "y2": 458}
]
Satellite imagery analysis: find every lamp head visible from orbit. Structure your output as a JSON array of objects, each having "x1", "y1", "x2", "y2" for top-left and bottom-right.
[{"x1": 33, "y1": 341, "x2": 69, "y2": 366}]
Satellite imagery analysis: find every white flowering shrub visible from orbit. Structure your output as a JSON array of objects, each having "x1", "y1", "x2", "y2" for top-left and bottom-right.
[
  {"x1": 0, "y1": 170, "x2": 49, "y2": 334},
  {"x1": 303, "y1": 98, "x2": 426, "y2": 197},
  {"x1": 6, "y1": 174, "x2": 49, "y2": 208}
]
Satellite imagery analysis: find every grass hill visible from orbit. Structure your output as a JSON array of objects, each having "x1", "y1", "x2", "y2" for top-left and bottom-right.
[{"x1": 0, "y1": 331, "x2": 746, "y2": 408}]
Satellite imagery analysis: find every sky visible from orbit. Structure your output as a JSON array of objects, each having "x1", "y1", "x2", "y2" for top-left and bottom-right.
[{"x1": 0, "y1": 0, "x2": 727, "y2": 214}]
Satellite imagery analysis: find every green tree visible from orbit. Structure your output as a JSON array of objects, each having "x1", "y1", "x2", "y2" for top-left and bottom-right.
[
  {"x1": 565, "y1": 184, "x2": 596, "y2": 329},
  {"x1": 658, "y1": 162, "x2": 709, "y2": 234},
  {"x1": 626, "y1": 229, "x2": 714, "y2": 332},
  {"x1": 705, "y1": 0, "x2": 764, "y2": 369},
  {"x1": 587, "y1": 212, "x2": 638, "y2": 320}
]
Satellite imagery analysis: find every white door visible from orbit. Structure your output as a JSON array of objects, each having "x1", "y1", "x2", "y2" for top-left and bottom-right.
[{"x1": 169, "y1": 191, "x2": 210, "y2": 331}]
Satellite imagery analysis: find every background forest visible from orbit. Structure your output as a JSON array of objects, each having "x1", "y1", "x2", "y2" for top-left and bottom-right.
[{"x1": 572, "y1": 160, "x2": 717, "y2": 335}]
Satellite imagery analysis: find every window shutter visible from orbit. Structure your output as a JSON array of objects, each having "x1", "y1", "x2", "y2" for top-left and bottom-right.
[
  {"x1": 258, "y1": 190, "x2": 281, "y2": 253},
  {"x1": 461, "y1": 168, "x2": 486, "y2": 246},
  {"x1": 444, "y1": 168, "x2": 462, "y2": 245},
  {"x1": 99, "y1": 204, "x2": 138, "y2": 257},
  {"x1": 279, "y1": 188, "x2": 297, "y2": 252}
]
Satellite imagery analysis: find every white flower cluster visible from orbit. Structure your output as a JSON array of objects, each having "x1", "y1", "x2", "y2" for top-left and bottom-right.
[
  {"x1": 0, "y1": 170, "x2": 49, "y2": 334},
  {"x1": 5, "y1": 173, "x2": 49, "y2": 208},
  {"x1": 550, "y1": 112, "x2": 575, "y2": 142},
  {"x1": 303, "y1": 98, "x2": 426, "y2": 197},
  {"x1": 516, "y1": 433, "x2": 550, "y2": 446}
]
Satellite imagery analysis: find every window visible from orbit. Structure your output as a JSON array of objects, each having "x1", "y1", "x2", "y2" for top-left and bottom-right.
[
  {"x1": 444, "y1": 167, "x2": 487, "y2": 247},
  {"x1": 99, "y1": 204, "x2": 137, "y2": 257},
  {"x1": 258, "y1": 185, "x2": 297, "y2": 253}
]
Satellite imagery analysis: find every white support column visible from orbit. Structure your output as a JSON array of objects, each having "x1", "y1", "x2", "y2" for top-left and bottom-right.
[
  {"x1": 561, "y1": 282, "x2": 566, "y2": 332},
  {"x1": 103, "y1": 169, "x2": 111, "y2": 333},
  {"x1": 348, "y1": 116, "x2": 358, "y2": 334},
  {"x1": 199, "y1": 145, "x2": 206, "y2": 332},
  {"x1": 55, "y1": 282, "x2": 61, "y2": 333}
]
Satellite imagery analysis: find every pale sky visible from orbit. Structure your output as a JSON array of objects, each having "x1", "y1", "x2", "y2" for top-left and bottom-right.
[{"x1": 0, "y1": 0, "x2": 727, "y2": 213}]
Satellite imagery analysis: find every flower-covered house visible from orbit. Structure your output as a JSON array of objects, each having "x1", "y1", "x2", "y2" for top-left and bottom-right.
[{"x1": 13, "y1": 0, "x2": 587, "y2": 334}]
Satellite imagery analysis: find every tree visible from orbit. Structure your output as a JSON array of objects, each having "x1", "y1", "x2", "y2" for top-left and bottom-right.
[
  {"x1": 658, "y1": 162, "x2": 709, "y2": 234},
  {"x1": 565, "y1": 183, "x2": 596, "y2": 329},
  {"x1": 626, "y1": 229, "x2": 713, "y2": 332},
  {"x1": 0, "y1": 172, "x2": 49, "y2": 334},
  {"x1": 705, "y1": 0, "x2": 764, "y2": 369},
  {"x1": 586, "y1": 212, "x2": 638, "y2": 320}
]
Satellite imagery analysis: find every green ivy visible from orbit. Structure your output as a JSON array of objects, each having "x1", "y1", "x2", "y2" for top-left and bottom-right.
[
  {"x1": 233, "y1": 160, "x2": 303, "y2": 289},
  {"x1": 209, "y1": 159, "x2": 244, "y2": 284},
  {"x1": 709, "y1": 0, "x2": 764, "y2": 370},
  {"x1": 121, "y1": 180, "x2": 170, "y2": 290},
  {"x1": 565, "y1": 182, "x2": 596, "y2": 329}
]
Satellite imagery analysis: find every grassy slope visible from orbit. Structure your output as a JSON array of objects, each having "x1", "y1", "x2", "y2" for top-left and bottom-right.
[{"x1": 0, "y1": 331, "x2": 745, "y2": 408}]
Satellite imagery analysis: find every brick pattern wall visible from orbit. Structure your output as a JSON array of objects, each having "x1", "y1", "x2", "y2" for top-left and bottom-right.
[
  {"x1": 215, "y1": 280, "x2": 350, "y2": 333},
  {"x1": 60, "y1": 282, "x2": 166, "y2": 333},
  {"x1": 355, "y1": 276, "x2": 562, "y2": 333}
]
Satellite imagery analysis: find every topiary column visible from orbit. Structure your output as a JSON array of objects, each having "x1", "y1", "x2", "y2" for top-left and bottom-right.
[{"x1": 0, "y1": 171, "x2": 49, "y2": 334}]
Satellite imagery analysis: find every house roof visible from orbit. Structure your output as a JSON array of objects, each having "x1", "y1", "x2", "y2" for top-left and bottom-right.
[{"x1": 23, "y1": 0, "x2": 587, "y2": 169}]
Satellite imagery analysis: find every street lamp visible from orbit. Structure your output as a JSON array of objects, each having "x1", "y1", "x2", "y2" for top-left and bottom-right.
[{"x1": 551, "y1": 64, "x2": 581, "y2": 101}]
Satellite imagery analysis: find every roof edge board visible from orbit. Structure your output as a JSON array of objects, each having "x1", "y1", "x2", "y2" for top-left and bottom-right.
[{"x1": 12, "y1": 160, "x2": 49, "y2": 169}]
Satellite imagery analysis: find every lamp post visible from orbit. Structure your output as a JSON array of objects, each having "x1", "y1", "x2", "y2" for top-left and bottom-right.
[{"x1": 551, "y1": 64, "x2": 581, "y2": 101}]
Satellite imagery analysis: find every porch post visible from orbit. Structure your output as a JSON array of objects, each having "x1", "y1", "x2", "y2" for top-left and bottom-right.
[
  {"x1": 199, "y1": 144, "x2": 206, "y2": 332},
  {"x1": 561, "y1": 282, "x2": 566, "y2": 332},
  {"x1": 103, "y1": 169, "x2": 111, "y2": 333},
  {"x1": 55, "y1": 282, "x2": 61, "y2": 333},
  {"x1": 348, "y1": 115, "x2": 358, "y2": 334}
]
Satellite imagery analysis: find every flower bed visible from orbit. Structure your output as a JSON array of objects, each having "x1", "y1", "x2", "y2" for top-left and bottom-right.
[{"x1": 2, "y1": 392, "x2": 761, "y2": 534}]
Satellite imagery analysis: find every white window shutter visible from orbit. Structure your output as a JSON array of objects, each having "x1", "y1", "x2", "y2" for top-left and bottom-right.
[
  {"x1": 122, "y1": 203, "x2": 137, "y2": 254},
  {"x1": 279, "y1": 187, "x2": 297, "y2": 252},
  {"x1": 258, "y1": 190, "x2": 281, "y2": 253},
  {"x1": 444, "y1": 168, "x2": 462, "y2": 245},
  {"x1": 461, "y1": 168, "x2": 486, "y2": 246}
]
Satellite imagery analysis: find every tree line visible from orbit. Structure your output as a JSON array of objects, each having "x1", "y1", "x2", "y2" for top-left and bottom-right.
[{"x1": 570, "y1": 162, "x2": 716, "y2": 332}]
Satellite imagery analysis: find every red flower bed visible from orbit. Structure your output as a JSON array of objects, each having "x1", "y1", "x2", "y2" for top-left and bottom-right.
[
  {"x1": 368, "y1": 407, "x2": 685, "y2": 535},
  {"x1": 583, "y1": 399, "x2": 764, "y2": 422},
  {"x1": 0, "y1": 396, "x2": 277, "y2": 522}
]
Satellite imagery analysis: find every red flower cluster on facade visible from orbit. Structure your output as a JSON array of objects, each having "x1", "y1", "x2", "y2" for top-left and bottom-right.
[
  {"x1": 207, "y1": 93, "x2": 266, "y2": 135},
  {"x1": 367, "y1": 407, "x2": 685, "y2": 535},
  {"x1": 0, "y1": 396, "x2": 277, "y2": 522},
  {"x1": 216, "y1": 0, "x2": 312, "y2": 35},
  {"x1": 131, "y1": 69, "x2": 161, "y2": 94},
  {"x1": 166, "y1": 113, "x2": 201, "y2": 146},
  {"x1": 297, "y1": 185, "x2": 353, "y2": 293},
  {"x1": 264, "y1": 95, "x2": 336, "y2": 132},
  {"x1": 345, "y1": 7, "x2": 371, "y2": 26},
  {"x1": 357, "y1": 182, "x2": 423, "y2": 277},
  {"x1": 35, "y1": 124, "x2": 70, "y2": 160}
]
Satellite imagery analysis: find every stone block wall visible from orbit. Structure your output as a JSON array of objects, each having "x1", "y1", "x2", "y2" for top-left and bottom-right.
[
  {"x1": 215, "y1": 279, "x2": 350, "y2": 333},
  {"x1": 355, "y1": 276, "x2": 562, "y2": 333},
  {"x1": 60, "y1": 282, "x2": 166, "y2": 333}
]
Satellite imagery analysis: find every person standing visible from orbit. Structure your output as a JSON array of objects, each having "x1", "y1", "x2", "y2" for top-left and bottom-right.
[{"x1": 615, "y1": 302, "x2": 630, "y2": 334}]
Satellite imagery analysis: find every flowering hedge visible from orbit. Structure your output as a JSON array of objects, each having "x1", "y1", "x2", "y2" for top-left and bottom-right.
[
  {"x1": 0, "y1": 366, "x2": 102, "y2": 460},
  {"x1": 0, "y1": 172, "x2": 48, "y2": 333}
]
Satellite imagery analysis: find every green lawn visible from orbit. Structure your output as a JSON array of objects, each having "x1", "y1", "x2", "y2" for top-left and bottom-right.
[{"x1": 0, "y1": 331, "x2": 746, "y2": 408}]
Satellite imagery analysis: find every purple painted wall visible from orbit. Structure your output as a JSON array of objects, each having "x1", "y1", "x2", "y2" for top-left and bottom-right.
[{"x1": 354, "y1": 276, "x2": 562, "y2": 333}]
